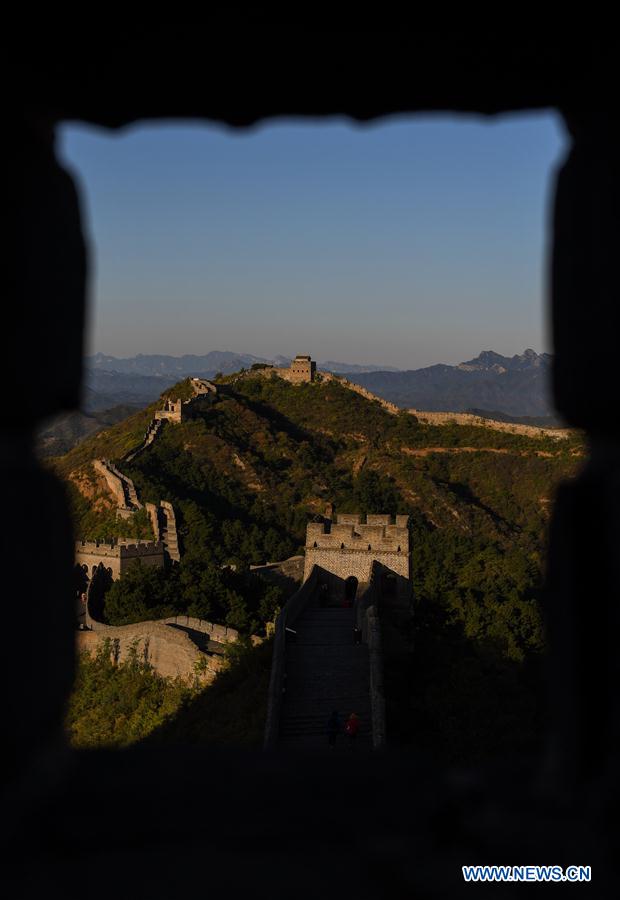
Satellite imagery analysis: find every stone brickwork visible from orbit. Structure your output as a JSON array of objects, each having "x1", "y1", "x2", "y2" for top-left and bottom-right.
[
  {"x1": 76, "y1": 626, "x2": 220, "y2": 681},
  {"x1": 268, "y1": 354, "x2": 316, "y2": 384},
  {"x1": 320, "y1": 371, "x2": 401, "y2": 414},
  {"x1": 407, "y1": 408, "x2": 572, "y2": 440},
  {"x1": 154, "y1": 378, "x2": 217, "y2": 425},
  {"x1": 125, "y1": 418, "x2": 163, "y2": 462},
  {"x1": 93, "y1": 459, "x2": 142, "y2": 517},
  {"x1": 155, "y1": 397, "x2": 183, "y2": 424},
  {"x1": 146, "y1": 500, "x2": 180, "y2": 562},
  {"x1": 75, "y1": 538, "x2": 165, "y2": 580},
  {"x1": 80, "y1": 581, "x2": 241, "y2": 681},
  {"x1": 303, "y1": 513, "x2": 410, "y2": 588},
  {"x1": 92, "y1": 458, "x2": 180, "y2": 562},
  {"x1": 159, "y1": 615, "x2": 239, "y2": 644},
  {"x1": 264, "y1": 549, "x2": 390, "y2": 750}
]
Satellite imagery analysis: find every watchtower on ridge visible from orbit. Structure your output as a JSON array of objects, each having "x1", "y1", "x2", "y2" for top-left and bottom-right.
[{"x1": 303, "y1": 513, "x2": 411, "y2": 600}]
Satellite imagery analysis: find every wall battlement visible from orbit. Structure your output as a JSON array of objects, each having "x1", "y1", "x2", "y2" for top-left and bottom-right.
[
  {"x1": 303, "y1": 512, "x2": 411, "y2": 589},
  {"x1": 272, "y1": 354, "x2": 316, "y2": 384},
  {"x1": 306, "y1": 514, "x2": 409, "y2": 553},
  {"x1": 76, "y1": 538, "x2": 164, "y2": 556},
  {"x1": 155, "y1": 397, "x2": 183, "y2": 423},
  {"x1": 76, "y1": 538, "x2": 165, "y2": 579},
  {"x1": 154, "y1": 378, "x2": 218, "y2": 424}
]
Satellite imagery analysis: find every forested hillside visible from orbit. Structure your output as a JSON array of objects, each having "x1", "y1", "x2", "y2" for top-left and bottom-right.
[{"x1": 58, "y1": 373, "x2": 584, "y2": 758}]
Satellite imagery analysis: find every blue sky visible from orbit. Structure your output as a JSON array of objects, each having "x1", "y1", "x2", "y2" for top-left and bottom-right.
[{"x1": 59, "y1": 112, "x2": 567, "y2": 369}]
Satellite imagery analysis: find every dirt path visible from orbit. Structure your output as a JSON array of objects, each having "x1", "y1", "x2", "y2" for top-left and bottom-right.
[{"x1": 401, "y1": 446, "x2": 556, "y2": 458}]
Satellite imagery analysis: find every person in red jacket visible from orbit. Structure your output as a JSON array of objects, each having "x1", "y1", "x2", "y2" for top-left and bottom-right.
[{"x1": 344, "y1": 712, "x2": 360, "y2": 746}]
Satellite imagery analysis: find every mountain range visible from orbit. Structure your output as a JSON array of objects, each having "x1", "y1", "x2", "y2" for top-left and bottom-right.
[
  {"x1": 84, "y1": 349, "x2": 556, "y2": 421},
  {"x1": 347, "y1": 349, "x2": 556, "y2": 419},
  {"x1": 87, "y1": 351, "x2": 398, "y2": 379},
  {"x1": 60, "y1": 371, "x2": 581, "y2": 757},
  {"x1": 83, "y1": 352, "x2": 400, "y2": 412}
]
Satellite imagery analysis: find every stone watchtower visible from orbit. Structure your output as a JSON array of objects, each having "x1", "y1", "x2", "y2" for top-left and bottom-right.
[
  {"x1": 75, "y1": 538, "x2": 165, "y2": 581},
  {"x1": 303, "y1": 513, "x2": 411, "y2": 599},
  {"x1": 288, "y1": 354, "x2": 316, "y2": 383},
  {"x1": 155, "y1": 397, "x2": 183, "y2": 424}
]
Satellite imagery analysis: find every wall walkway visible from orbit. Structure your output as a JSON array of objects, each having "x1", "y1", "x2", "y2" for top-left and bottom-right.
[
  {"x1": 264, "y1": 565, "x2": 386, "y2": 752},
  {"x1": 125, "y1": 418, "x2": 163, "y2": 463},
  {"x1": 81, "y1": 577, "x2": 239, "y2": 681}
]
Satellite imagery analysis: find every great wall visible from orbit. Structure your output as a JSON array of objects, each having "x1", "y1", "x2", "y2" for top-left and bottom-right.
[
  {"x1": 76, "y1": 378, "x2": 217, "y2": 574},
  {"x1": 93, "y1": 458, "x2": 142, "y2": 519},
  {"x1": 74, "y1": 355, "x2": 558, "y2": 729},
  {"x1": 79, "y1": 565, "x2": 242, "y2": 680},
  {"x1": 76, "y1": 538, "x2": 166, "y2": 580},
  {"x1": 238, "y1": 354, "x2": 571, "y2": 440},
  {"x1": 264, "y1": 511, "x2": 411, "y2": 750},
  {"x1": 75, "y1": 376, "x2": 236, "y2": 680}
]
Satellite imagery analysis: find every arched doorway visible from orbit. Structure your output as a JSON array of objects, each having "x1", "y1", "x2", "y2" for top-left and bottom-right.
[
  {"x1": 382, "y1": 571, "x2": 397, "y2": 598},
  {"x1": 345, "y1": 576, "x2": 358, "y2": 606}
]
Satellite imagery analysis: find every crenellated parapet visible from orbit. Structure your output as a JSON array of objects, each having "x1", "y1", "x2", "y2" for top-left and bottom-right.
[
  {"x1": 303, "y1": 513, "x2": 411, "y2": 589},
  {"x1": 306, "y1": 514, "x2": 409, "y2": 553},
  {"x1": 154, "y1": 378, "x2": 218, "y2": 425},
  {"x1": 279, "y1": 354, "x2": 316, "y2": 383},
  {"x1": 155, "y1": 397, "x2": 183, "y2": 423},
  {"x1": 75, "y1": 538, "x2": 165, "y2": 580},
  {"x1": 93, "y1": 458, "x2": 142, "y2": 516}
]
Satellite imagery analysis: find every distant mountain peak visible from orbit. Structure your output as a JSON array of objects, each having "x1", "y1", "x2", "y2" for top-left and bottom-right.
[
  {"x1": 458, "y1": 349, "x2": 549, "y2": 374},
  {"x1": 346, "y1": 349, "x2": 553, "y2": 418},
  {"x1": 458, "y1": 350, "x2": 509, "y2": 373}
]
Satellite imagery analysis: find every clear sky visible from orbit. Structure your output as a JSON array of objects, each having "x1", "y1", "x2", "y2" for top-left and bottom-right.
[{"x1": 59, "y1": 112, "x2": 567, "y2": 369}]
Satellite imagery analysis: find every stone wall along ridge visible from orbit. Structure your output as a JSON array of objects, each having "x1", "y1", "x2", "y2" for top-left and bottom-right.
[
  {"x1": 125, "y1": 418, "x2": 163, "y2": 463},
  {"x1": 93, "y1": 458, "x2": 142, "y2": 513},
  {"x1": 76, "y1": 538, "x2": 166, "y2": 579},
  {"x1": 81, "y1": 580, "x2": 239, "y2": 680},
  {"x1": 408, "y1": 408, "x2": 572, "y2": 440},
  {"x1": 303, "y1": 513, "x2": 410, "y2": 585}
]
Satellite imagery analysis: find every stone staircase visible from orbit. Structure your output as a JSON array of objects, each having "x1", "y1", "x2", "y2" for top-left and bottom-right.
[
  {"x1": 278, "y1": 603, "x2": 372, "y2": 751},
  {"x1": 146, "y1": 500, "x2": 180, "y2": 562},
  {"x1": 95, "y1": 458, "x2": 142, "y2": 516},
  {"x1": 159, "y1": 501, "x2": 180, "y2": 562},
  {"x1": 125, "y1": 418, "x2": 163, "y2": 463}
]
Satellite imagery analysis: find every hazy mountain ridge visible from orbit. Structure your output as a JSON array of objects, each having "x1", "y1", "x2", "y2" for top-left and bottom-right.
[
  {"x1": 87, "y1": 351, "x2": 398, "y2": 380},
  {"x1": 345, "y1": 350, "x2": 554, "y2": 418},
  {"x1": 38, "y1": 405, "x2": 140, "y2": 458},
  {"x1": 86, "y1": 349, "x2": 553, "y2": 418},
  {"x1": 45, "y1": 349, "x2": 557, "y2": 457}
]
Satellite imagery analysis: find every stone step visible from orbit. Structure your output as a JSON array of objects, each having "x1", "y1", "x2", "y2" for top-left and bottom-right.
[
  {"x1": 277, "y1": 735, "x2": 373, "y2": 751},
  {"x1": 280, "y1": 725, "x2": 371, "y2": 737},
  {"x1": 283, "y1": 671, "x2": 370, "y2": 687},
  {"x1": 280, "y1": 714, "x2": 371, "y2": 729},
  {"x1": 283, "y1": 700, "x2": 371, "y2": 711},
  {"x1": 300, "y1": 612, "x2": 355, "y2": 619},
  {"x1": 278, "y1": 724, "x2": 372, "y2": 740},
  {"x1": 289, "y1": 639, "x2": 361, "y2": 649},
  {"x1": 284, "y1": 656, "x2": 369, "y2": 672}
]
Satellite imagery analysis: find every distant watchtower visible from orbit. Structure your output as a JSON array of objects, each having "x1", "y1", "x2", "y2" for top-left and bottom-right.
[
  {"x1": 155, "y1": 397, "x2": 183, "y2": 424},
  {"x1": 75, "y1": 538, "x2": 165, "y2": 580},
  {"x1": 288, "y1": 354, "x2": 316, "y2": 383},
  {"x1": 304, "y1": 513, "x2": 411, "y2": 600}
]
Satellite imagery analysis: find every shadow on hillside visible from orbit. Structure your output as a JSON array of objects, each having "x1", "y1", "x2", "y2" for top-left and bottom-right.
[
  {"x1": 144, "y1": 593, "x2": 544, "y2": 769},
  {"x1": 254, "y1": 568, "x2": 301, "y2": 599},
  {"x1": 226, "y1": 389, "x2": 316, "y2": 446},
  {"x1": 128, "y1": 452, "x2": 260, "y2": 531},
  {"x1": 440, "y1": 479, "x2": 518, "y2": 535},
  {"x1": 144, "y1": 639, "x2": 274, "y2": 748},
  {"x1": 386, "y1": 603, "x2": 544, "y2": 767}
]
